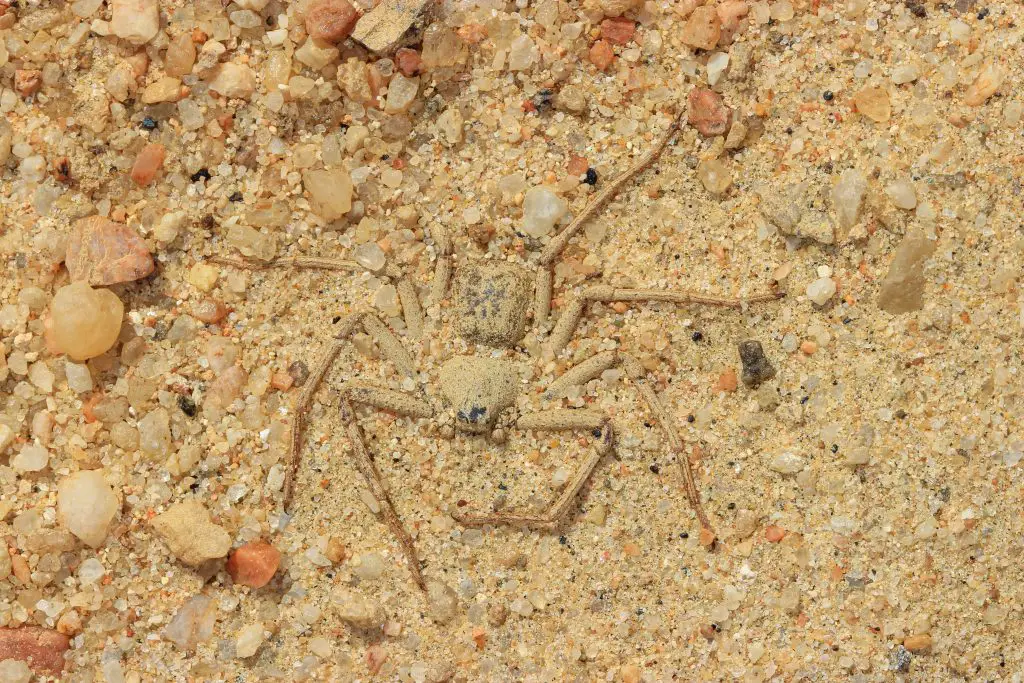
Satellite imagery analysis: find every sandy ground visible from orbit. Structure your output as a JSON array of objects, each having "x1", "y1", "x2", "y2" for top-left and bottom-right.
[{"x1": 1, "y1": 0, "x2": 1023, "y2": 680}]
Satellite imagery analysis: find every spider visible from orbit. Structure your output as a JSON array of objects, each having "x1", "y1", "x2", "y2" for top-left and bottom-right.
[{"x1": 214, "y1": 111, "x2": 782, "y2": 590}]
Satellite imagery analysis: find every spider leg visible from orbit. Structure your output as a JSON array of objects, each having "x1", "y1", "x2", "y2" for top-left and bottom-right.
[
  {"x1": 534, "y1": 110, "x2": 685, "y2": 329},
  {"x1": 454, "y1": 410, "x2": 612, "y2": 531},
  {"x1": 548, "y1": 285, "x2": 784, "y2": 354},
  {"x1": 543, "y1": 349, "x2": 715, "y2": 536},
  {"x1": 279, "y1": 312, "x2": 431, "y2": 590},
  {"x1": 340, "y1": 396, "x2": 429, "y2": 591},
  {"x1": 211, "y1": 254, "x2": 424, "y2": 339},
  {"x1": 428, "y1": 222, "x2": 453, "y2": 308}
]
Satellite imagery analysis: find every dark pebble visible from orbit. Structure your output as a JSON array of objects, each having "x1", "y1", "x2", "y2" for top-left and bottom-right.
[
  {"x1": 738, "y1": 340, "x2": 776, "y2": 387},
  {"x1": 177, "y1": 395, "x2": 198, "y2": 417},
  {"x1": 890, "y1": 645, "x2": 912, "y2": 673}
]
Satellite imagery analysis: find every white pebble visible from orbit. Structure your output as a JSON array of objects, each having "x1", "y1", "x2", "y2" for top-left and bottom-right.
[
  {"x1": 769, "y1": 452, "x2": 805, "y2": 474},
  {"x1": 885, "y1": 179, "x2": 917, "y2": 210},
  {"x1": 12, "y1": 444, "x2": 48, "y2": 472},
  {"x1": 58, "y1": 470, "x2": 119, "y2": 547},
  {"x1": 521, "y1": 186, "x2": 568, "y2": 238},
  {"x1": 353, "y1": 552, "x2": 385, "y2": 580},
  {"x1": 805, "y1": 277, "x2": 837, "y2": 306},
  {"x1": 235, "y1": 622, "x2": 265, "y2": 658},
  {"x1": 65, "y1": 361, "x2": 94, "y2": 393}
]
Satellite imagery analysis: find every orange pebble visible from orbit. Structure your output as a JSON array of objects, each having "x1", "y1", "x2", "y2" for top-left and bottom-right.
[
  {"x1": 589, "y1": 40, "x2": 615, "y2": 71},
  {"x1": 715, "y1": 368, "x2": 738, "y2": 392},
  {"x1": 800, "y1": 340, "x2": 818, "y2": 355},
  {"x1": 130, "y1": 143, "x2": 166, "y2": 187},
  {"x1": 765, "y1": 525, "x2": 786, "y2": 542}
]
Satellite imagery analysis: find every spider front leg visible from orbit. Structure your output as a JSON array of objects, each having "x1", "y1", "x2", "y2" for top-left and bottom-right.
[
  {"x1": 548, "y1": 285, "x2": 784, "y2": 354},
  {"x1": 454, "y1": 410, "x2": 612, "y2": 532},
  {"x1": 211, "y1": 254, "x2": 425, "y2": 340}
]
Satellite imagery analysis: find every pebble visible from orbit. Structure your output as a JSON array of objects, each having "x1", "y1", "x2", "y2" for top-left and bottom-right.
[
  {"x1": 12, "y1": 444, "x2": 48, "y2": 472},
  {"x1": 14, "y1": 70, "x2": 42, "y2": 98},
  {"x1": 110, "y1": 0, "x2": 160, "y2": 44},
  {"x1": 0, "y1": 659, "x2": 31, "y2": 683},
  {"x1": 325, "y1": 536, "x2": 347, "y2": 564},
  {"x1": 78, "y1": 558, "x2": 105, "y2": 584},
  {"x1": 164, "y1": 595, "x2": 217, "y2": 650},
  {"x1": 235, "y1": 623, "x2": 265, "y2": 658},
  {"x1": 138, "y1": 408, "x2": 171, "y2": 457},
  {"x1": 891, "y1": 63, "x2": 919, "y2": 84},
  {"x1": 66, "y1": 216, "x2": 155, "y2": 286},
  {"x1": 688, "y1": 88, "x2": 732, "y2": 137},
  {"x1": 0, "y1": 424, "x2": 14, "y2": 454},
  {"x1": 151, "y1": 500, "x2": 232, "y2": 566},
  {"x1": 189, "y1": 263, "x2": 219, "y2": 291},
  {"x1": 130, "y1": 143, "x2": 165, "y2": 186},
  {"x1": 600, "y1": 17, "x2": 635, "y2": 45},
  {"x1": 140, "y1": 76, "x2": 181, "y2": 104},
  {"x1": 0, "y1": 627, "x2": 70, "y2": 676},
  {"x1": 806, "y1": 277, "x2": 836, "y2": 306},
  {"x1": 696, "y1": 159, "x2": 732, "y2": 195},
  {"x1": 619, "y1": 664, "x2": 641, "y2": 683},
  {"x1": 554, "y1": 85, "x2": 587, "y2": 114},
  {"x1": 426, "y1": 581, "x2": 458, "y2": 624},
  {"x1": 832, "y1": 169, "x2": 867, "y2": 234},
  {"x1": 706, "y1": 52, "x2": 729, "y2": 85},
  {"x1": 395, "y1": 48, "x2": 422, "y2": 76},
  {"x1": 50, "y1": 282, "x2": 123, "y2": 361},
  {"x1": 764, "y1": 525, "x2": 786, "y2": 542},
  {"x1": 903, "y1": 633, "x2": 932, "y2": 652},
  {"x1": 522, "y1": 186, "x2": 568, "y2": 238},
  {"x1": 57, "y1": 470, "x2": 118, "y2": 547},
  {"x1": 331, "y1": 587, "x2": 384, "y2": 629},
  {"x1": 589, "y1": 40, "x2": 614, "y2": 71},
  {"x1": 878, "y1": 231, "x2": 936, "y2": 314},
  {"x1": 354, "y1": 243, "x2": 387, "y2": 272},
  {"x1": 599, "y1": 0, "x2": 641, "y2": 16},
  {"x1": 885, "y1": 179, "x2": 917, "y2": 209},
  {"x1": 208, "y1": 63, "x2": 257, "y2": 99},
  {"x1": 64, "y1": 361, "x2": 94, "y2": 393},
  {"x1": 715, "y1": 368, "x2": 738, "y2": 392},
  {"x1": 964, "y1": 63, "x2": 1002, "y2": 106},
  {"x1": 226, "y1": 541, "x2": 280, "y2": 588},
  {"x1": 165, "y1": 33, "x2": 196, "y2": 77},
  {"x1": 353, "y1": 551, "x2": 385, "y2": 580},
  {"x1": 853, "y1": 86, "x2": 891, "y2": 122},
  {"x1": 384, "y1": 74, "x2": 419, "y2": 113},
  {"x1": 681, "y1": 6, "x2": 721, "y2": 50},
  {"x1": 738, "y1": 340, "x2": 776, "y2": 387},
  {"x1": 303, "y1": 168, "x2": 352, "y2": 222},
  {"x1": 769, "y1": 452, "x2": 805, "y2": 474}
]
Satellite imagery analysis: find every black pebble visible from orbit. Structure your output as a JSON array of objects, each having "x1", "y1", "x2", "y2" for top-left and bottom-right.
[
  {"x1": 190, "y1": 168, "x2": 211, "y2": 182},
  {"x1": 823, "y1": 91, "x2": 834, "y2": 102},
  {"x1": 177, "y1": 395, "x2": 198, "y2": 417},
  {"x1": 140, "y1": 117, "x2": 157, "y2": 130},
  {"x1": 584, "y1": 168, "x2": 598, "y2": 185}
]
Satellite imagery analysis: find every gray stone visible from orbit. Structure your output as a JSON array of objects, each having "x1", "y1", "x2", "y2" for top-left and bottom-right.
[
  {"x1": 878, "y1": 231, "x2": 936, "y2": 314},
  {"x1": 738, "y1": 340, "x2": 776, "y2": 387}
]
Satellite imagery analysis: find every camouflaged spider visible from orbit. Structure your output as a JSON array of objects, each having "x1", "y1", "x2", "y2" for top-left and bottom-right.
[{"x1": 215, "y1": 112, "x2": 781, "y2": 589}]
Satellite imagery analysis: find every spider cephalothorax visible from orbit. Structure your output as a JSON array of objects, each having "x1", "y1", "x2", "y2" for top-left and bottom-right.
[{"x1": 216, "y1": 111, "x2": 782, "y2": 590}]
